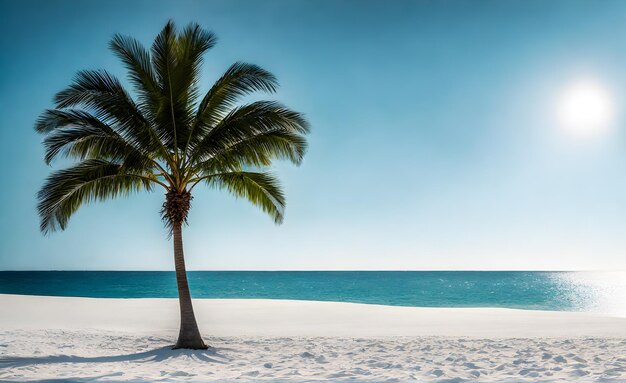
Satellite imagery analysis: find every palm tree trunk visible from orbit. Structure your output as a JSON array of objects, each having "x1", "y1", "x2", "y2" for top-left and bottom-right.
[{"x1": 172, "y1": 221, "x2": 207, "y2": 349}]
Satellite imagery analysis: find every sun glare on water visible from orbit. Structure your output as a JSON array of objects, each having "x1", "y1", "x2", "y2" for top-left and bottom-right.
[
  {"x1": 556, "y1": 78, "x2": 615, "y2": 137},
  {"x1": 551, "y1": 271, "x2": 626, "y2": 318}
]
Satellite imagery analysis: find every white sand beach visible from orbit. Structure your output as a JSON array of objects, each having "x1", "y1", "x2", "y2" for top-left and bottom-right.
[{"x1": 1, "y1": 294, "x2": 625, "y2": 382}]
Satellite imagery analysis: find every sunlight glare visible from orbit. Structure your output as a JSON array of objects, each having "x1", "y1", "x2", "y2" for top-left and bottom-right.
[{"x1": 556, "y1": 79, "x2": 615, "y2": 137}]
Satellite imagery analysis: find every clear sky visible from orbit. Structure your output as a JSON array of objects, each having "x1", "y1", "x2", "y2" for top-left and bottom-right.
[{"x1": 1, "y1": 0, "x2": 626, "y2": 270}]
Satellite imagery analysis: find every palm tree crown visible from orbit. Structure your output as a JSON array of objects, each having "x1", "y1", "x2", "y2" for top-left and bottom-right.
[{"x1": 36, "y1": 20, "x2": 309, "y2": 233}]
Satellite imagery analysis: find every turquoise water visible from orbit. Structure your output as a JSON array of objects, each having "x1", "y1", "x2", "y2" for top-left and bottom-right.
[{"x1": 1, "y1": 271, "x2": 624, "y2": 316}]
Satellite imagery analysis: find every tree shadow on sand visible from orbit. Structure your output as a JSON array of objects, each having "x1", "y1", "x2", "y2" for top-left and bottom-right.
[
  {"x1": 0, "y1": 345, "x2": 230, "y2": 369},
  {"x1": 0, "y1": 372, "x2": 126, "y2": 383}
]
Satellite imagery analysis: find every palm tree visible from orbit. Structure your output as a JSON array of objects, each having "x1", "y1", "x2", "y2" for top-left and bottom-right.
[{"x1": 35, "y1": 21, "x2": 309, "y2": 349}]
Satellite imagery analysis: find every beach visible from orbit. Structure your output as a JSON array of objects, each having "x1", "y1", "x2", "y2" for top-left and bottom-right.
[
  {"x1": 1, "y1": 294, "x2": 625, "y2": 382},
  {"x1": 4, "y1": 0, "x2": 626, "y2": 382}
]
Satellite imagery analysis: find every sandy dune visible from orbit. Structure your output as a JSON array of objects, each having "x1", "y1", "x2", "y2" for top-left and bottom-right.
[{"x1": 1, "y1": 294, "x2": 625, "y2": 382}]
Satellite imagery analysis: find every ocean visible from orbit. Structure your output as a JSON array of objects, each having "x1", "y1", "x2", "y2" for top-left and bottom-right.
[{"x1": 1, "y1": 271, "x2": 624, "y2": 316}]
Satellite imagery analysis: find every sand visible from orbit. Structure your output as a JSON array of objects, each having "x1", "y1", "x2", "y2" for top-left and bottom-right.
[{"x1": 1, "y1": 294, "x2": 625, "y2": 382}]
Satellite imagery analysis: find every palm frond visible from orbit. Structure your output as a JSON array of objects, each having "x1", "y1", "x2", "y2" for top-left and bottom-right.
[
  {"x1": 109, "y1": 34, "x2": 161, "y2": 117},
  {"x1": 194, "y1": 130, "x2": 307, "y2": 174},
  {"x1": 149, "y1": 21, "x2": 182, "y2": 152},
  {"x1": 151, "y1": 21, "x2": 218, "y2": 152},
  {"x1": 36, "y1": 109, "x2": 153, "y2": 168},
  {"x1": 199, "y1": 171, "x2": 285, "y2": 224},
  {"x1": 53, "y1": 69, "x2": 176, "y2": 167},
  {"x1": 151, "y1": 20, "x2": 177, "y2": 90},
  {"x1": 172, "y1": 22, "x2": 217, "y2": 102},
  {"x1": 37, "y1": 159, "x2": 156, "y2": 234},
  {"x1": 54, "y1": 70, "x2": 156, "y2": 147},
  {"x1": 193, "y1": 63, "x2": 278, "y2": 139},
  {"x1": 190, "y1": 101, "x2": 309, "y2": 162}
]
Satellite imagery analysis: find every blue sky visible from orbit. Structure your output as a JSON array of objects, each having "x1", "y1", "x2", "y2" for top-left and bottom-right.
[{"x1": 1, "y1": 0, "x2": 626, "y2": 270}]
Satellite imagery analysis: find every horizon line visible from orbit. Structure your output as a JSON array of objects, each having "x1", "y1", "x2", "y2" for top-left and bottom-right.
[{"x1": 1, "y1": 269, "x2": 623, "y2": 272}]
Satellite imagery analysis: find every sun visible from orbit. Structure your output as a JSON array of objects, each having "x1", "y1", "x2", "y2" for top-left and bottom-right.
[{"x1": 556, "y1": 78, "x2": 615, "y2": 137}]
